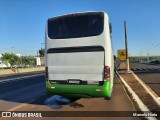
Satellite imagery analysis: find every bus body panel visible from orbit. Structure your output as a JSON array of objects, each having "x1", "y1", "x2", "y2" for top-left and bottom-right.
[
  {"x1": 46, "y1": 81, "x2": 111, "y2": 98},
  {"x1": 47, "y1": 51, "x2": 104, "y2": 82},
  {"x1": 45, "y1": 11, "x2": 114, "y2": 98}
]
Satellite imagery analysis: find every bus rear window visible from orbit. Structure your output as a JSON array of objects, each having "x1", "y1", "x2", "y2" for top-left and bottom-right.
[{"x1": 47, "y1": 12, "x2": 104, "y2": 39}]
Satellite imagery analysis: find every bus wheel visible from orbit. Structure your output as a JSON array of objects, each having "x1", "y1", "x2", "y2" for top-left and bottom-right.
[{"x1": 105, "y1": 97, "x2": 111, "y2": 100}]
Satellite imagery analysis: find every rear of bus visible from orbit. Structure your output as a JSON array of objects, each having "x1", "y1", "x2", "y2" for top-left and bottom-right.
[{"x1": 45, "y1": 11, "x2": 114, "y2": 98}]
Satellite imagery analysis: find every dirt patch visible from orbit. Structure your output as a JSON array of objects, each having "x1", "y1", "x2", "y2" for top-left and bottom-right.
[{"x1": 0, "y1": 67, "x2": 44, "y2": 76}]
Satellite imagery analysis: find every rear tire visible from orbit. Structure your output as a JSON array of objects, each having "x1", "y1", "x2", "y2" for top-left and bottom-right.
[{"x1": 105, "y1": 97, "x2": 111, "y2": 100}]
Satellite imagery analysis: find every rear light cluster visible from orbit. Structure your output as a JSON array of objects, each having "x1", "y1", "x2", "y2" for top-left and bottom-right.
[
  {"x1": 45, "y1": 67, "x2": 48, "y2": 80},
  {"x1": 104, "y1": 66, "x2": 110, "y2": 81}
]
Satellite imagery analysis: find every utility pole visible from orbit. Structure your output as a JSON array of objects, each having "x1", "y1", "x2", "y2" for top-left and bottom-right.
[
  {"x1": 124, "y1": 21, "x2": 130, "y2": 73},
  {"x1": 147, "y1": 49, "x2": 150, "y2": 63},
  {"x1": 41, "y1": 43, "x2": 44, "y2": 49},
  {"x1": 37, "y1": 50, "x2": 39, "y2": 57},
  {"x1": 139, "y1": 53, "x2": 141, "y2": 63}
]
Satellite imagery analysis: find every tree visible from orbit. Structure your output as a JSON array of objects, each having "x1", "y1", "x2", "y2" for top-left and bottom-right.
[
  {"x1": 21, "y1": 56, "x2": 36, "y2": 67},
  {"x1": 27, "y1": 56, "x2": 36, "y2": 66},
  {"x1": 2, "y1": 53, "x2": 21, "y2": 68},
  {"x1": 21, "y1": 56, "x2": 28, "y2": 66},
  {"x1": 39, "y1": 49, "x2": 45, "y2": 57}
]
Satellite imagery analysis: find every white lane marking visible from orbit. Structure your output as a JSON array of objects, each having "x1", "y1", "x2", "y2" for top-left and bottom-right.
[
  {"x1": 0, "y1": 73, "x2": 44, "y2": 83},
  {"x1": 7, "y1": 93, "x2": 44, "y2": 111},
  {"x1": 8, "y1": 103, "x2": 27, "y2": 111},
  {"x1": 131, "y1": 71, "x2": 160, "y2": 106},
  {"x1": 117, "y1": 72, "x2": 157, "y2": 120}
]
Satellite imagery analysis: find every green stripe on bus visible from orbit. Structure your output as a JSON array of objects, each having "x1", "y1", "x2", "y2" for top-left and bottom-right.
[{"x1": 46, "y1": 81, "x2": 111, "y2": 98}]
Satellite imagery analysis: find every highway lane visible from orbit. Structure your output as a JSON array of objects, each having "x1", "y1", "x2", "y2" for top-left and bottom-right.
[
  {"x1": 130, "y1": 62, "x2": 160, "y2": 71},
  {"x1": 0, "y1": 73, "x2": 45, "y2": 111},
  {"x1": 0, "y1": 71, "x2": 44, "y2": 80},
  {"x1": 0, "y1": 73, "x2": 140, "y2": 119},
  {"x1": 130, "y1": 63, "x2": 160, "y2": 97},
  {"x1": 0, "y1": 76, "x2": 139, "y2": 120}
]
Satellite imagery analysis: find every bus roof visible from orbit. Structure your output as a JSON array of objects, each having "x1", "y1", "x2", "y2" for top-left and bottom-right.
[{"x1": 48, "y1": 11, "x2": 108, "y2": 21}]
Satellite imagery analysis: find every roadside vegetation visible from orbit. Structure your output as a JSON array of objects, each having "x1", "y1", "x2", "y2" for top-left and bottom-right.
[
  {"x1": 1, "y1": 53, "x2": 36, "y2": 68},
  {"x1": 39, "y1": 49, "x2": 45, "y2": 57},
  {"x1": 129, "y1": 56, "x2": 160, "y2": 64}
]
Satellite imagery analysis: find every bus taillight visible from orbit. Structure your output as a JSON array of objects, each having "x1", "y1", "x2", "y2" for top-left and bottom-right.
[
  {"x1": 45, "y1": 67, "x2": 48, "y2": 80},
  {"x1": 104, "y1": 66, "x2": 110, "y2": 81}
]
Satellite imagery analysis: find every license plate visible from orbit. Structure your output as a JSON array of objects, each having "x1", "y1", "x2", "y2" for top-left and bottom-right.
[{"x1": 68, "y1": 80, "x2": 81, "y2": 84}]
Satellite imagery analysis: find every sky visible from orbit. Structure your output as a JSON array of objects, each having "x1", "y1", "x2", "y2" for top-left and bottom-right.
[{"x1": 0, "y1": 0, "x2": 160, "y2": 56}]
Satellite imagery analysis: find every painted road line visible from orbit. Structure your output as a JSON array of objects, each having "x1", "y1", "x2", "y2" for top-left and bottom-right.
[
  {"x1": 7, "y1": 103, "x2": 28, "y2": 111},
  {"x1": 131, "y1": 71, "x2": 160, "y2": 106},
  {"x1": 0, "y1": 74, "x2": 44, "y2": 83},
  {"x1": 117, "y1": 72, "x2": 157, "y2": 120},
  {"x1": 6, "y1": 93, "x2": 45, "y2": 111}
]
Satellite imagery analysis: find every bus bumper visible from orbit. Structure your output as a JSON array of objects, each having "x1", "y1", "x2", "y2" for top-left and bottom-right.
[{"x1": 46, "y1": 81, "x2": 111, "y2": 98}]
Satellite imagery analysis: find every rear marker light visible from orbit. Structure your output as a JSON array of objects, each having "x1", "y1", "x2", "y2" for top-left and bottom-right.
[
  {"x1": 96, "y1": 89, "x2": 105, "y2": 92},
  {"x1": 100, "y1": 90, "x2": 105, "y2": 92},
  {"x1": 48, "y1": 86, "x2": 55, "y2": 89}
]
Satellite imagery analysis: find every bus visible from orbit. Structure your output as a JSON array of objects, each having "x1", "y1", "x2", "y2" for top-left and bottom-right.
[{"x1": 45, "y1": 11, "x2": 114, "y2": 99}]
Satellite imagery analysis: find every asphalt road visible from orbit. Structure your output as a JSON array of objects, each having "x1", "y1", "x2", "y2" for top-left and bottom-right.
[
  {"x1": 0, "y1": 73, "x2": 140, "y2": 120},
  {"x1": 130, "y1": 62, "x2": 160, "y2": 97},
  {"x1": 0, "y1": 73, "x2": 45, "y2": 111},
  {"x1": 0, "y1": 71, "x2": 44, "y2": 80}
]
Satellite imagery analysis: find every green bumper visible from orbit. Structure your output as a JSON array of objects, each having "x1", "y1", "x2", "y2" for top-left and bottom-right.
[{"x1": 46, "y1": 81, "x2": 111, "y2": 98}]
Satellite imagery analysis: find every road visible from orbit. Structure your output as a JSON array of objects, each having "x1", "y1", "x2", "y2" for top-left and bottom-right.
[
  {"x1": 0, "y1": 73, "x2": 140, "y2": 120},
  {"x1": 130, "y1": 62, "x2": 160, "y2": 97},
  {"x1": 0, "y1": 72, "x2": 45, "y2": 111}
]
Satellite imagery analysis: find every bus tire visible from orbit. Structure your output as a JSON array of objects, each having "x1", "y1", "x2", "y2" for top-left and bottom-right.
[{"x1": 105, "y1": 97, "x2": 111, "y2": 100}]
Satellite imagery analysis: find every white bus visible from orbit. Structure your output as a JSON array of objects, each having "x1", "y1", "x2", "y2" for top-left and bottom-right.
[{"x1": 45, "y1": 11, "x2": 114, "y2": 99}]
